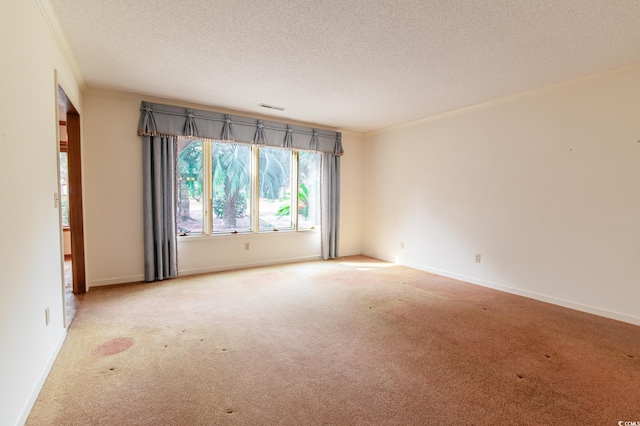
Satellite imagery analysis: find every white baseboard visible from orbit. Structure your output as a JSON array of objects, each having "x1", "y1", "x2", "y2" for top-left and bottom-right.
[
  {"x1": 337, "y1": 250, "x2": 364, "y2": 258},
  {"x1": 404, "y1": 260, "x2": 640, "y2": 327},
  {"x1": 179, "y1": 254, "x2": 322, "y2": 277},
  {"x1": 15, "y1": 329, "x2": 67, "y2": 426},
  {"x1": 87, "y1": 254, "x2": 336, "y2": 287},
  {"x1": 88, "y1": 274, "x2": 145, "y2": 288},
  {"x1": 361, "y1": 250, "x2": 395, "y2": 263}
]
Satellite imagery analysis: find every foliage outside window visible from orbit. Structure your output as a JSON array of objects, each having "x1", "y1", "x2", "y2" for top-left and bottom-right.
[
  {"x1": 177, "y1": 139, "x2": 203, "y2": 234},
  {"x1": 296, "y1": 151, "x2": 320, "y2": 230},
  {"x1": 212, "y1": 143, "x2": 251, "y2": 232},
  {"x1": 259, "y1": 147, "x2": 293, "y2": 231},
  {"x1": 176, "y1": 138, "x2": 320, "y2": 235},
  {"x1": 59, "y1": 152, "x2": 69, "y2": 227}
]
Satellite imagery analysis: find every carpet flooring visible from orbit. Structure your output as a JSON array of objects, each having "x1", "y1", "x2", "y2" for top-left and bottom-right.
[{"x1": 27, "y1": 256, "x2": 640, "y2": 425}]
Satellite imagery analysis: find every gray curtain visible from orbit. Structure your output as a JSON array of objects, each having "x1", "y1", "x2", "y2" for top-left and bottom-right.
[
  {"x1": 138, "y1": 101, "x2": 342, "y2": 155},
  {"x1": 310, "y1": 129, "x2": 319, "y2": 151},
  {"x1": 254, "y1": 120, "x2": 267, "y2": 145},
  {"x1": 283, "y1": 125, "x2": 294, "y2": 148},
  {"x1": 221, "y1": 115, "x2": 235, "y2": 141},
  {"x1": 143, "y1": 135, "x2": 178, "y2": 281},
  {"x1": 321, "y1": 153, "x2": 341, "y2": 260}
]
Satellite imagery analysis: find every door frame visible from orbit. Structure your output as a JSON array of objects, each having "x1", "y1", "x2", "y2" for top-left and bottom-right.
[{"x1": 57, "y1": 83, "x2": 86, "y2": 299}]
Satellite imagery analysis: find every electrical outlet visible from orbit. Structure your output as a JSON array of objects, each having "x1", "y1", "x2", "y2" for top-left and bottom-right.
[
  {"x1": 245, "y1": 242, "x2": 250, "y2": 251},
  {"x1": 45, "y1": 307, "x2": 50, "y2": 326},
  {"x1": 400, "y1": 242, "x2": 404, "y2": 249},
  {"x1": 53, "y1": 192, "x2": 59, "y2": 208},
  {"x1": 475, "y1": 254, "x2": 482, "y2": 263}
]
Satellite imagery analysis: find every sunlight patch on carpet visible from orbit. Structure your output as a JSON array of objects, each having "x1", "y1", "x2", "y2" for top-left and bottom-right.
[{"x1": 339, "y1": 261, "x2": 395, "y2": 271}]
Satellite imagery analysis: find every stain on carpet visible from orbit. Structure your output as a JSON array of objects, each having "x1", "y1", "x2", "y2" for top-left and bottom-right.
[{"x1": 94, "y1": 337, "x2": 134, "y2": 356}]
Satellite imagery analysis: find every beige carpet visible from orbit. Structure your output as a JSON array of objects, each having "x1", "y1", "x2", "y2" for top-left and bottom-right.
[{"x1": 27, "y1": 256, "x2": 640, "y2": 425}]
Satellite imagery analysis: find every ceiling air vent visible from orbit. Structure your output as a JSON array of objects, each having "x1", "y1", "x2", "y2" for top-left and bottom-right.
[{"x1": 258, "y1": 103, "x2": 285, "y2": 111}]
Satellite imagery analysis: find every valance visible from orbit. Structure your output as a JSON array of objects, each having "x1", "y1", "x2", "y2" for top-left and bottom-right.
[{"x1": 138, "y1": 101, "x2": 343, "y2": 156}]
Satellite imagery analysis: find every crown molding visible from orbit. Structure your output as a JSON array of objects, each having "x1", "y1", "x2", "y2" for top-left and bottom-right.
[
  {"x1": 366, "y1": 62, "x2": 640, "y2": 137},
  {"x1": 337, "y1": 129, "x2": 365, "y2": 138},
  {"x1": 36, "y1": 0, "x2": 86, "y2": 90}
]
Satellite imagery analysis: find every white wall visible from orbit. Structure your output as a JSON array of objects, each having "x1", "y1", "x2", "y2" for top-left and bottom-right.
[
  {"x1": 82, "y1": 93, "x2": 145, "y2": 285},
  {"x1": 338, "y1": 131, "x2": 364, "y2": 256},
  {"x1": 0, "y1": 1, "x2": 82, "y2": 425},
  {"x1": 82, "y1": 92, "x2": 364, "y2": 285},
  {"x1": 363, "y1": 66, "x2": 640, "y2": 325}
]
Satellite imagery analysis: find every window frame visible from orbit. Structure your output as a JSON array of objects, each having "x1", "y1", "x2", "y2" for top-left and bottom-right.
[
  {"x1": 257, "y1": 146, "x2": 295, "y2": 232},
  {"x1": 177, "y1": 137, "x2": 320, "y2": 237},
  {"x1": 209, "y1": 141, "x2": 253, "y2": 234},
  {"x1": 296, "y1": 150, "x2": 321, "y2": 231}
]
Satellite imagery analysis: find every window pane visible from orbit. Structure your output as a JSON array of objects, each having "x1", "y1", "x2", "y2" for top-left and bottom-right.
[
  {"x1": 177, "y1": 139, "x2": 203, "y2": 234},
  {"x1": 259, "y1": 148, "x2": 293, "y2": 231},
  {"x1": 298, "y1": 152, "x2": 320, "y2": 230},
  {"x1": 212, "y1": 143, "x2": 251, "y2": 232},
  {"x1": 59, "y1": 152, "x2": 69, "y2": 227}
]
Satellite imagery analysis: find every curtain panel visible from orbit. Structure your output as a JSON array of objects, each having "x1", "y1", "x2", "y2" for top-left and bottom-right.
[
  {"x1": 321, "y1": 153, "x2": 341, "y2": 260},
  {"x1": 143, "y1": 135, "x2": 178, "y2": 281}
]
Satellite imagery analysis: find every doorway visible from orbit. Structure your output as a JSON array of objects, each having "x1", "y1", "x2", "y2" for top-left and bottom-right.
[{"x1": 57, "y1": 85, "x2": 86, "y2": 326}]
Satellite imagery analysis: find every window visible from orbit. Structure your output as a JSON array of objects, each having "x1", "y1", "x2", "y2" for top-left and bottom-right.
[
  {"x1": 59, "y1": 152, "x2": 69, "y2": 227},
  {"x1": 176, "y1": 137, "x2": 320, "y2": 235},
  {"x1": 259, "y1": 147, "x2": 293, "y2": 231},
  {"x1": 297, "y1": 151, "x2": 320, "y2": 230},
  {"x1": 212, "y1": 142, "x2": 251, "y2": 232},
  {"x1": 177, "y1": 139, "x2": 203, "y2": 234}
]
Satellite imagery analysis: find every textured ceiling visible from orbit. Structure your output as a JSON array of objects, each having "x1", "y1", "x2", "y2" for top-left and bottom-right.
[{"x1": 50, "y1": 0, "x2": 640, "y2": 132}]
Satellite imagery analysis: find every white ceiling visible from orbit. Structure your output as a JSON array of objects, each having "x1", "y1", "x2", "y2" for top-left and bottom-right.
[{"x1": 50, "y1": 0, "x2": 640, "y2": 133}]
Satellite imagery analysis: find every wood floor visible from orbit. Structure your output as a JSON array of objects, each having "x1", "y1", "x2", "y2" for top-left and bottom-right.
[{"x1": 64, "y1": 257, "x2": 83, "y2": 326}]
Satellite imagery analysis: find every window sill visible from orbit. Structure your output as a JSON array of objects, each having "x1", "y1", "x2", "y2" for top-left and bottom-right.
[{"x1": 178, "y1": 228, "x2": 319, "y2": 241}]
